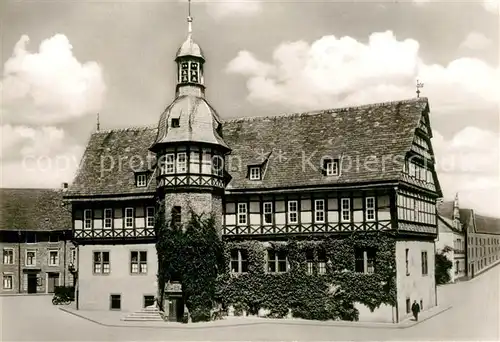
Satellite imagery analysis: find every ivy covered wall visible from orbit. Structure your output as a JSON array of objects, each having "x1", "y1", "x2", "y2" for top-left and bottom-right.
[
  {"x1": 156, "y1": 209, "x2": 397, "y2": 322},
  {"x1": 217, "y1": 233, "x2": 397, "y2": 321}
]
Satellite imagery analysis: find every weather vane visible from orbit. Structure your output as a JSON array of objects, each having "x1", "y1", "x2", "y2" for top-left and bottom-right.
[{"x1": 416, "y1": 79, "x2": 424, "y2": 98}]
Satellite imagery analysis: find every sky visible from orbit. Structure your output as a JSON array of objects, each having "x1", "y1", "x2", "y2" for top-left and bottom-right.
[{"x1": 1, "y1": 0, "x2": 499, "y2": 217}]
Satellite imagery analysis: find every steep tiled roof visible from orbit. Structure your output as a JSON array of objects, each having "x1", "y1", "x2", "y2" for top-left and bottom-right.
[
  {"x1": 437, "y1": 201, "x2": 454, "y2": 220},
  {"x1": 66, "y1": 127, "x2": 157, "y2": 197},
  {"x1": 68, "y1": 98, "x2": 435, "y2": 197},
  {"x1": 475, "y1": 214, "x2": 500, "y2": 235},
  {"x1": 0, "y1": 188, "x2": 71, "y2": 231},
  {"x1": 223, "y1": 98, "x2": 430, "y2": 190}
]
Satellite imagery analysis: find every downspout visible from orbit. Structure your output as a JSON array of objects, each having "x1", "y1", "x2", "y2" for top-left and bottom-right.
[
  {"x1": 434, "y1": 241, "x2": 438, "y2": 306},
  {"x1": 63, "y1": 232, "x2": 67, "y2": 286},
  {"x1": 18, "y1": 230, "x2": 21, "y2": 293},
  {"x1": 76, "y1": 245, "x2": 79, "y2": 310}
]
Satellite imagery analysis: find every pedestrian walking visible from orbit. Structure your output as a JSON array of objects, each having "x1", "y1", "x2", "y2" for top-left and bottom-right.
[{"x1": 411, "y1": 300, "x2": 420, "y2": 321}]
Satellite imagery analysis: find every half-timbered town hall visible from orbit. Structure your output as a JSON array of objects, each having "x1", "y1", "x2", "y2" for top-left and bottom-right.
[{"x1": 63, "y1": 11, "x2": 442, "y2": 323}]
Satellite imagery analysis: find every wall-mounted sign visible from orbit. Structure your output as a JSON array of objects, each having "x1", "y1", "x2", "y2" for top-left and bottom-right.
[{"x1": 165, "y1": 282, "x2": 182, "y2": 293}]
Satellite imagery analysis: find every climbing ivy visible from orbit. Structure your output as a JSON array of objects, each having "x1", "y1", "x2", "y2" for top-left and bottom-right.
[
  {"x1": 155, "y1": 207, "x2": 225, "y2": 322},
  {"x1": 156, "y1": 205, "x2": 397, "y2": 323},
  {"x1": 218, "y1": 233, "x2": 397, "y2": 321},
  {"x1": 435, "y1": 247, "x2": 453, "y2": 285}
]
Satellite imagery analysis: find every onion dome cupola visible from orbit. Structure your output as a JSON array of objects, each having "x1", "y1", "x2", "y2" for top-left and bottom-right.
[{"x1": 150, "y1": 3, "x2": 230, "y2": 192}]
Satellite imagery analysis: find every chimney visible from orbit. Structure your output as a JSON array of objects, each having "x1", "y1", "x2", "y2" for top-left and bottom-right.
[{"x1": 61, "y1": 182, "x2": 69, "y2": 191}]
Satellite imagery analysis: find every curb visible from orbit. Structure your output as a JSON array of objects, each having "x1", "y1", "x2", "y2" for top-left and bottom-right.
[{"x1": 59, "y1": 305, "x2": 452, "y2": 330}]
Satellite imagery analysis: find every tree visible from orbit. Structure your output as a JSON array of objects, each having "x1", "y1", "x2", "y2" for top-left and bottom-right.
[{"x1": 435, "y1": 251, "x2": 453, "y2": 285}]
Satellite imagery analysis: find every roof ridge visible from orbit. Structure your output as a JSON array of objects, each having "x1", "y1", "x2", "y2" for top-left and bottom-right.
[
  {"x1": 92, "y1": 125, "x2": 157, "y2": 134},
  {"x1": 223, "y1": 97, "x2": 428, "y2": 123}
]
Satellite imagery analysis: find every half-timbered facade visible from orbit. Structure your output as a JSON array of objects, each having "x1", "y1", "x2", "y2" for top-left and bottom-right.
[{"x1": 65, "y1": 13, "x2": 443, "y2": 323}]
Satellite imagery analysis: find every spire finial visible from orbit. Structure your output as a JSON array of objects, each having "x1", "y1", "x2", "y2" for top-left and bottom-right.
[
  {"x1": 416, "y1": 79, "x2": 424, "y2": 98},
  {"x1": 187, "y1": 0, "x2": 193, "y2": 36},
  {"x1": 96, "y1": 113, "x2": 100, "y2": 132}
]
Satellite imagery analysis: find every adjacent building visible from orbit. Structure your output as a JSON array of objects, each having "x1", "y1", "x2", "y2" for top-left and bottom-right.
[
  {"x1": 437, "y1": 194, "x2": 500, "y2": 281},
  {"x1": 436, "y1": 195, "x2": 466, "y2": 281},
  {"x1": 0, "y1": 187, "x2": 74, "y2": 294},
  {"x1": 64, "y1": 12, "x2": 442, "y2": 323}
]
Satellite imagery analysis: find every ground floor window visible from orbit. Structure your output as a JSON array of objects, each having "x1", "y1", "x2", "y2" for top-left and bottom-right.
[
  {"x1": 3, "y1": 274, "x2": 13, "y2": 289},
  {"x1": 144, "y1": 295, "x2": 155, "y2": 308},
  {"x1": 354, "y1": 248, "x2": 375, "y2": 274},
  {"x1": 110, "y1": 294, "x2": 121, "y2": 310},
  {"x1": 230, "y1": 248, "x2": 248, "y2": 274},
  {"x1": 267, "y1": 250, "x2": 288, "y2": 273},
  {"x1": 406, "y1": 298, "x2": 411, "y2": 314}
]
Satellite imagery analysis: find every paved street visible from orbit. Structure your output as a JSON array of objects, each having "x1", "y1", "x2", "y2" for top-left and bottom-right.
[{"x1": 1, "y1": 266, "x2": 499, "y2": 341}]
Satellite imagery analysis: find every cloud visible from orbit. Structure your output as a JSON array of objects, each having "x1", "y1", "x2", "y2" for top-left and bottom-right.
[
  {"x1": 186, "y1": 0, "x2": 262, "y2": 19},
  {"x1": 1, "y1": 34, "x2": 106, "y2": 125},
  {"x1": 460, "y1": 32, "x2": 492, "y2": 50},
  {"x1": 0, "y1": 124, "x2": 84, "y2": 188},
  {"x1": 433, "y1": 127, "x2": 500, "y2": 217},
  {"x1": 227, "y1": 30, "x2": 499, "y2": 114},
  {"x1": 483, "y1": 0, "x2": 499, "y2": 13},
  {"x1": 228, "y1": 30, "x2": 500, "y2": 216}
]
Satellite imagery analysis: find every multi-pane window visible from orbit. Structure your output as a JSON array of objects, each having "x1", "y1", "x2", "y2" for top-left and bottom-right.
[
  {"x1": 165, "y1": 154, "x2": 175, "y2": 174},
  {"x1": 267, "y1": 250, "x2": 288, "y2": 273},
  {"x1": 177, "y1": 152, "x2": 187, "y2": 173},
  {"x1": 230, "y1": 249, "x2": 248, "y2": 274},
  {"x1": 201, "y1": 151, "x2": 212, "y2": 174},
  {"x1": 263, "y1": 202, "x2": 273, "y2": 225},
  {"x1": 131, "y1": 251, "x2": 147, "y2": 274},
  {"x1": 190, "y1": 61, "x2": 199, "y2": 82},
  {"x1": 325, "y1": 159, "x2": 339, "y2": 176},
  {"x1": 405, "y1": 248, "x2": 410, "y2": 276},
  {"x1": 421, "y1": 251, "x2": 428, "y2": 275},
  {"x1": 180, "y1": 62, "x2": 189, "y2": 82},
  {"x1": 314, "y1": 199, "x2": 325, "y2": 223},
  {"x1": 306, "y1": 250, "x2": 314, "y2": 275},
  {"x1": 136, "y1": 174, "x2": 147, "y2": 187},
  {"x1": 84, "y1": 209, "x2": 92, "y2": 229},
  {"x1": 288, "y1": 200, "x2": 298, "y2": 224},
  {"x1": 104, "y1": 208, "x2": 113, "y2": 229},
  {"x1": 48, "y1": 250, "x2": 59, "y2": 266},
  {"x1": 355, "y1": 248, "x2": 376, "y2": 274},
  {"x1": 110, "y1": 294, "x2": 121, "y2": 310},
  {"x1": 3, "y1": 249, "x2": 13, "y2": 264},
  {"x1": 398, "y1": 195, "x2": 436, "y2": 224},
  {"x1": 93, "y1": 251, "x2": 110, "y2": 274},
  {"x1": 318, "y1": 250, "x2": 327, "y2": 275},
  {"x1": 171, "y1": 206, "x2": 182, "y2": 227},
  {"x1": 125, "y1": 208, "x2": 134, "y2": 228},
  {"x1": 366, "y1": 197, "x2": 375, "y2": 221},
  {"x1": 26, "y1": 250, "x2": 36, "y2": 266},
  {"x1": 213, "y1": 155, "x2": 224, "y2": 177},
  {"x1": 146, "y1": 207, "x2": 155, "y2": 228},
  {"x1": 3, "y1": 274, "x2": 13, "y2": 290},
  {"x1": 237, "y1": 203, "x2": 247, "y2": 225},
  {"x1": 249, "y1": 166, "x2": 261, "y2": 180},
  {"x1": 341, "y1": 198, "x2": 350, "y2": 222}
]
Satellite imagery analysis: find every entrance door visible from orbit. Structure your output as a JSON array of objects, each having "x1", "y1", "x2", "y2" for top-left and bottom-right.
[
  {"x1": 47, "y1": 273, "x2": 59, "y2": 293},
  {"x1": 168, "y1": 297, "x2": 185, "y2": 322},
  {"x1": 27, "y1": 274, "x2": 37, "y2": 294}
]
